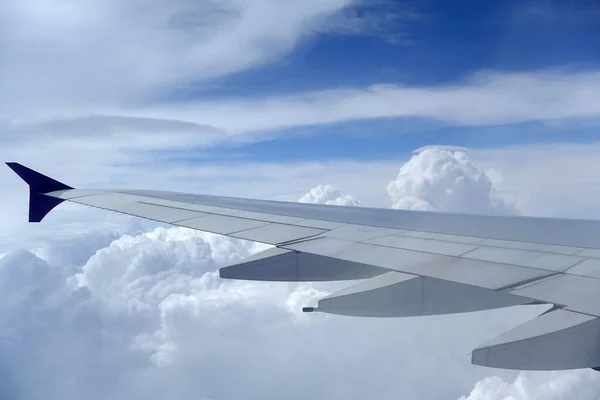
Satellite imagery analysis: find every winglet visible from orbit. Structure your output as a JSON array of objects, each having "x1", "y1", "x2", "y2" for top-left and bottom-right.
[{"x1": 6, "y1": 162, "x2": 74, "y2": 222}]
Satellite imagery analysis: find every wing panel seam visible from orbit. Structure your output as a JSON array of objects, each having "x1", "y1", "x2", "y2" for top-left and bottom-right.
[
  {"x1": 495, "y1": 272, "x2": 562, "y2": 292},
  {"x1": 301, "y1": 237, "x2": 580, "y2": 277}
]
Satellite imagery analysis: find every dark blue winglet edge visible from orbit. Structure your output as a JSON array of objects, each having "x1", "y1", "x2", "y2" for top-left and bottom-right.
[{"x1": 6, "y1": 162, "x2": 74, "y2": 223}]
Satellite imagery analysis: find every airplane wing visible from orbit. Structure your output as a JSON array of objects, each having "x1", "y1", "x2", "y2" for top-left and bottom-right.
[{"x1": 8, "y1": 162, "x2": 600, "y2": 372}]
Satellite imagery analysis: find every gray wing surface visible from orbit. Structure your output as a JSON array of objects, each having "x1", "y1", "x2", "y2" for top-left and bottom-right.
[{"x1": 8, "y1": 162, "x2": 600, "y2": 372}]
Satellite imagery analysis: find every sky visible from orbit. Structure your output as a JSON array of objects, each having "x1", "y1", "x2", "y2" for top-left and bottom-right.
[{"x1": 1, "y1": 0, "x2": 600, "y2": 399}]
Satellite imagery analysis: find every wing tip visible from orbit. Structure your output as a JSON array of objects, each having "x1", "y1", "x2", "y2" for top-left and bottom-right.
[
  {"x1": 6, "y1": 162, "x2": 73, "y2": 222},
  {"x1": 6, "y1": 162, "x2": 73, "y2": 193}
]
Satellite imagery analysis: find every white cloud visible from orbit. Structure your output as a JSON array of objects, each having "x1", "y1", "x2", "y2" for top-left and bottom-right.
[
  {"x1": 4, "y1": 0, "x2": 597, "y2": 141},
  {"x1": 471, "y1": 141, "x2": 600, "y2": 219},
  {"x1": 387, "y1": 147, "x2": 518, "y2": 214},
  {"x1": 70, "y1": 227, "x2": 271, "y2": 314},
  {"x1": 0, "y1": 226, "x2": 326, "y2": 399},
  {"x1": 0, "y1": 0, "x2": 358, "y2": 118},
  {"x1": 121, "y1": 69, "x2": 600, "y2": 134},
  {"x1": 299, "y1": 184, "x2": 361, "y2": 205},
  {"x1": 0, "y1": 221, "x2": 545, "y2": 399},
  {"x1": 460, "y1": 370, "x2": 600, "y2": 400},
  {"x1": 1, "y1": 69, "x2": 596, "y2": 182}
]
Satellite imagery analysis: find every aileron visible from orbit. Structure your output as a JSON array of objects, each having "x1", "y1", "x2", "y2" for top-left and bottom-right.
[{"x1": 313, "y1": 272, "x2": 532, "y2": 317}]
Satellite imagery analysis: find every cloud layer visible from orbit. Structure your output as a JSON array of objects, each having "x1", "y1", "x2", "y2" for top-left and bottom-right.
[
  {"x1": 3, "y1": 147, "x2": 588, "y2": 399},
  {"x1": 0, "y1": 223, "x2": 543, "y2": 400},
  {"x1": 121, "y1": 69, "x2": 600, "y2": 134}
]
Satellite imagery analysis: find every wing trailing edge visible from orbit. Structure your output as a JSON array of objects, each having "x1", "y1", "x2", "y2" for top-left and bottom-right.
[{"x1": 6, "y1": 163, "x2": 74, "y2": 222}]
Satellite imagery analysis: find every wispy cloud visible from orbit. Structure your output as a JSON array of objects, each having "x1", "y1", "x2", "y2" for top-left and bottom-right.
[
  {"x1": 3, "y1": 69, "x2": 599, "y2": 167},
  {"x1": 133, "y1": 69, "x2": 599, "y2": 132},
  {"x1": 320, "y1": 0, "x2": 427, "y2": 44},
  {"x1": 0, "y1": 0, "x2": 358, "y2": 117}
]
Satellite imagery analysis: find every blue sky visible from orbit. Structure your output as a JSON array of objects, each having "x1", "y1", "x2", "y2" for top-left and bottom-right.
[
  {"x1": 185, "y1": 0, "x2": 600, "y2": 95},
  {"x1": 2, "y1": 0, "x2": 600, "y2": 178},
  {"x1": 156, "y1": 0, "x2": 600, "y2": 164}
]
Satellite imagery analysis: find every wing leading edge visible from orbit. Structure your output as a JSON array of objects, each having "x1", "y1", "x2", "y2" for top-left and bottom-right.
[{"x1": 8, "y1": 162, "x2": 600, "y2": 372}]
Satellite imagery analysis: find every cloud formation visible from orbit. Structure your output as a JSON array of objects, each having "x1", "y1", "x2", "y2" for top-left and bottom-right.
[
  {"x1": 387, "y1": 147, "x2": 518, "y2": 214},
  {"x1": 125, "y1": 69, "x2": 600, "y2": 134},
  {"x1": 0, "y1": 226, "x2": 328, "y2": 399},
  {"x1": 3, "y1": 69, "x2": 597, "y2": 184},
  {"x1": 299, "y1": 184, "x2": 361, "y2": 205},
  {"x1": 0, "y1": 221, "x2": 543, "y2": 400},
  {"x1": 0, "y1": 148, "x2": 597, "y2": 399},
  {"x1": 460, "y1": 370, "x2": 600, "y2": 400},
  {"x1": 0, "y1": 0, "x2": 357, "y2": 116}
]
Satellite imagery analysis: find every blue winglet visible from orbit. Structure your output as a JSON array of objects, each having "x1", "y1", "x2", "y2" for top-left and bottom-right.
[{"x1": 6, "y1": 162, "x2": 74, "y2": 222}]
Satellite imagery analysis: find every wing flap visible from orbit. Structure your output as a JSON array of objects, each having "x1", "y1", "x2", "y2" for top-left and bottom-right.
[
  {"x1": 310, "y1": 272, "x2": 533, "y2": 317},
  {"x1": 219, "y1": 247, "x2": 386, "y2": 281},
  {"x1": 472, "y1": 309, "x2": 600, "y2": 370}
]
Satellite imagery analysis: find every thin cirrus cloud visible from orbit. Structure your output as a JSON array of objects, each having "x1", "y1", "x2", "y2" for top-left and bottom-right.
[
  {"x1": 131, "y1": 69, "x2": 600, "y2": 133},
  {"x1": 0, "y1": 0, "x2": 357, "y2": 116},
  {"x1": 3, "y1": 69, "x2": 598, "y2": 152},
  {"x1": 1, "y1": 1, "x2": 597, "y2": 154},
  {"x1": 1, "y1": 0, "x2": 599, "y2": 159}
]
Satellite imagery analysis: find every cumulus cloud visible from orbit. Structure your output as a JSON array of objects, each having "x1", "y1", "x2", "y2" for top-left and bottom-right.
[
  {"x1": 0, "y1": 225, "x2": 329, "y2": 399},
  {"x1": 460, "y1": 370, "x2": 600, "y2": 400},
  {"x1": 299, "y1": 184, "x2": 361, "y2": 205},
  {"x1": 387, "y1": 147, "x2": 518, "y2": 214},
  {"x1": 71, "y1": 228, "x2": 271, "y2": 313},
  {"x1": 0, "y1": 221, "x2": 546, "y2": 400}
]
